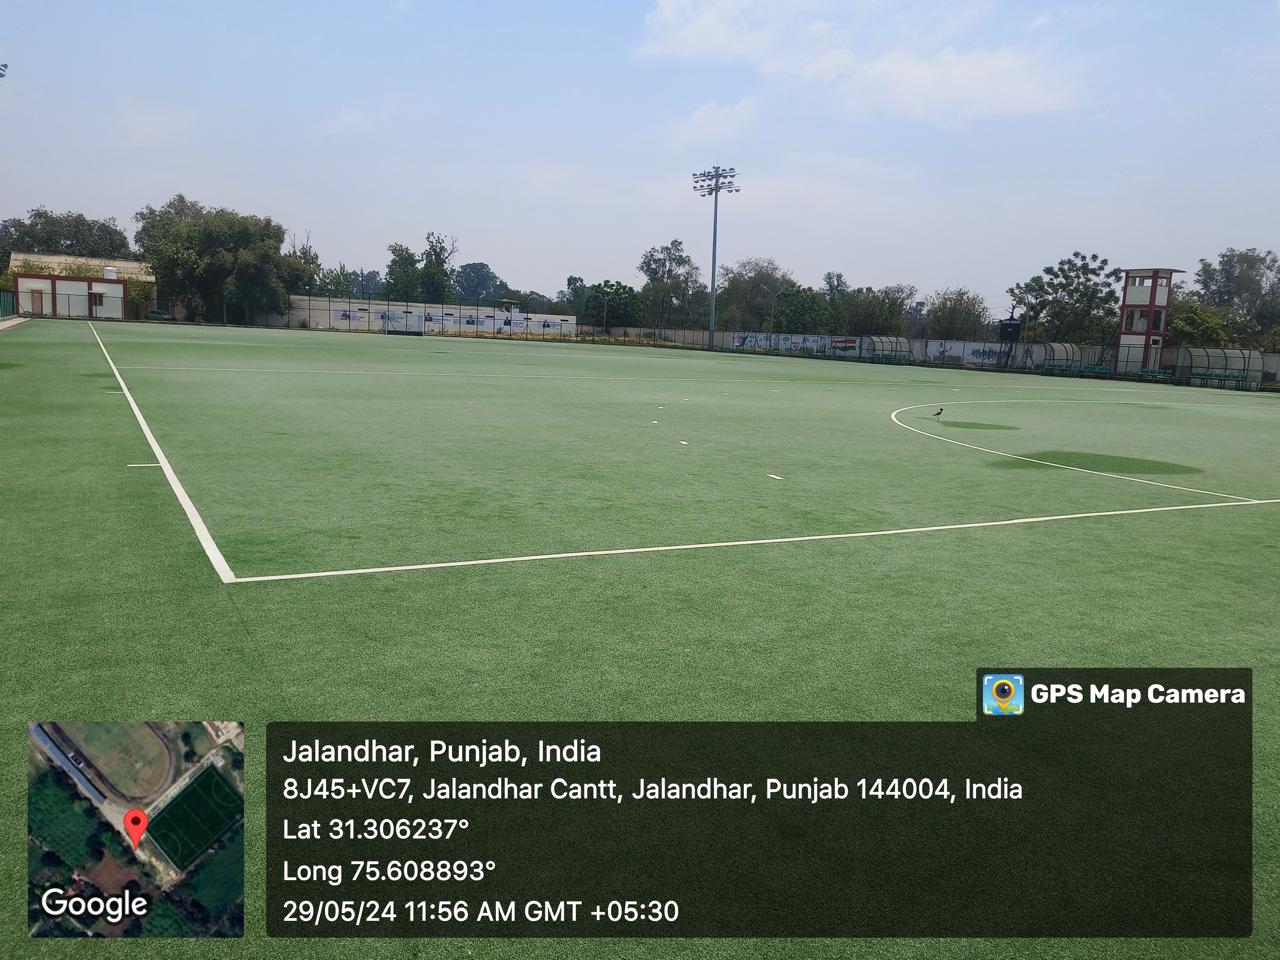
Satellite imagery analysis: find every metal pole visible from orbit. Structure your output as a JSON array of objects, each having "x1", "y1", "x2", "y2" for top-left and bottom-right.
[
  {"x1": 709, "y1": 181, "x2": 719, "y2": 350},
  {"x1": 693, "y1": 165, "x2": 738, "y2": 351}
]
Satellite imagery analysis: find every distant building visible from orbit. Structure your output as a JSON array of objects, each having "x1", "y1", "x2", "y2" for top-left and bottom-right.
[
  {"x1": 7, "y1": 252, "x2": 154, "y2": 283},
  {"x1": 30, "y1": 724, "x2": 107, "y2": 806},
  {"x1": 14, "y1": 271, "x2": 127, "y2": 319},
  {"x1": 9, "y1": 252, "x2": 154, "y2": 320}
]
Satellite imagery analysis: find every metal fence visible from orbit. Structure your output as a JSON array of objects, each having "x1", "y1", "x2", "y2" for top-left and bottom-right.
[
  {"x1": 12, "y1": 291, "x2": 136, "y2": 321},
  {"x1": 11, "y1": 290, "x2": 1275, "y2": 390}
]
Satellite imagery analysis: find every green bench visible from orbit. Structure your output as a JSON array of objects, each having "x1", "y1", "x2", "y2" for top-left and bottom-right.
[
  {"x1": 1080, "y1": 364, "x2": 1113, "y2": 377},
  {"x1": 1136, "y1": 368, "x2": 1173, "y2": 379},
  {"x1": 930, "y1": 355, "x2": 964, "y2": 367},
  {"x1": 1042, "y1": 362, "x2": 1077, "y2": 375},
  {"x1": 1192, "y1": 369, "x2": 1248, "y2": 381},
  {"x1": 869, "y1": 352, "x2": 910, "y2": 364}
]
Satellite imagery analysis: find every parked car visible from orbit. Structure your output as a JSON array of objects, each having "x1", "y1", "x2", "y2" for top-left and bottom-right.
[{"x1": 144, "y1": 308, "x2": 175, "y2": 321}]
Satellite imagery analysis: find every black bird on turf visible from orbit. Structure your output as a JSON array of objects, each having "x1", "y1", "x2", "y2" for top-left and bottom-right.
[{"x1": 932, "y1": 407, "x2": 943, "y2": 419}]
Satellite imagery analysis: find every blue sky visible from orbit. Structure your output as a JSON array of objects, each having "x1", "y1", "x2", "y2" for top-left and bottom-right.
[{"x1": 3, "y1": 1, "x2": 1278, "y2": 308}]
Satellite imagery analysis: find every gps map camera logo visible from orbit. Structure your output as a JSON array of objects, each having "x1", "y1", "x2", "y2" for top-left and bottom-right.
[{"x1": 982, "y1": 674, "x2": 1025, "y2": 716}]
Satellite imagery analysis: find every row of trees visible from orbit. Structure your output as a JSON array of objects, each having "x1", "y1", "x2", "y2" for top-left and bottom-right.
[
  {"x1": 1007, "y1": 249, "x2": 1280, "y2": 350},
  {"x1": 2, "y1": 202, "x2": 1277, "y2": 348}
]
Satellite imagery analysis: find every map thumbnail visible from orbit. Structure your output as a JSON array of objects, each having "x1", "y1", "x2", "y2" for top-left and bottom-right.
[{"x1": 27, "y1": 721, "x2": 244, "y2": 937}]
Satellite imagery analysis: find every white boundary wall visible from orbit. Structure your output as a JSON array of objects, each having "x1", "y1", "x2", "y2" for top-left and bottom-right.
[{"x1": 279, "y1": 295, "x2": 577, "y2": 336}]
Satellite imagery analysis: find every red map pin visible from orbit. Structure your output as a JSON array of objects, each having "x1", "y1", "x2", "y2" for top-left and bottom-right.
[{"x1": 123, "y1": 809, "x2": 148, "y2": 849}]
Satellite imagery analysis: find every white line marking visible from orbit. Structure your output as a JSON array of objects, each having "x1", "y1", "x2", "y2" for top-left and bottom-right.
[
  {"x1": 228, "y1": 499, "x2": 1280, "y2": 583},
  {"x1": 652, "y1": 420, "x2": 659, "y2": 424},
  {"x1": 767, "y1": 474, "x2": 784, "y2": 480},
  {"x1": 88, "y1": 323, "x2": 235, "y2": 583},
  {"x1": 117, "y1": 363, "x2": 1198, "y2": 396},
  {"x1": 679, "y1": 440, "x2": 689, "y2": 445},
  {"x1": 890, "y1": 400, "x2": 1260, "y2": 502},
  {"x1": 114, "y1": 365, "x2": 953, "y2": 387},
  {"x1": 127, "y1": 463, "x2": 161, "y2": 468}
]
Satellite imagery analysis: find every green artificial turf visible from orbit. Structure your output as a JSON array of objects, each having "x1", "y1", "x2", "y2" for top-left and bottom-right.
[{"x1": 3, "y1": 317, "x2": 1279, "y2": 958}]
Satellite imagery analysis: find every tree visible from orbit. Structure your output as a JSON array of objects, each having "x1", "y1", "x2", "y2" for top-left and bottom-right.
[
  {"x1": 453, "y1": 262, "x2": 506, "y2": 302},
  {"x1": 0, "y1": 207, "x2": 132, "y2": 273},
  {"x1": 1196, "y1": 248, "x2": 1280, "y2": 316},
  {"x1": 419, "y1": 232, "x2": 457, "y2": 303},
  {"x1": 1167, "y1": 284, "x2": 1232, "y2": 347},
  {"x1": 821, "y1": 275, "x2": 917, "y2": 336},
  {"x1": 280, "y1": 234, "x2": 322, "y2": 295},
  {"x1": 1170, "y1": 301, "x2": 1232, "y2": 347},
  {"x1": 133, "y1": 195, "x2": 292, "y2": 322},
  {"x1": 384, "y1": 243, "x2": 421, "y2": 301},
  {"x1": 502, "y1": 288, "x2": 553, "y2": 312},
  {"x1": 828, "y1": 284, "x2": 916, "y2": 336},
  {"x1": 637, "y1": 239, "x2": 703, "y2": 328},
  {"x1": 774, "y1": 285, "x2": 830, "y2": 334},
  {"x1": 582, "y1": 280, "x2": 642, "y2": 329},
  {"x1": 133, "y1": 194, "x2": 205, "y2": 269},
  {"x1": 925, "y1": 288, "x2": 991, "y2": 339},
  {"x1": 716, "y1": 257, "x2": 794, "y2": 331},
  {"x1": 353, "y1": 268, "x2": 384, "y2": 298},
  {"x1": 559, "y1": 275, "x2": 590, "y2": 318},
  {"x1": 1194, "y1": 248, "x2": 1280, "y2": 348},
  {"x1": 316, "y1": 262, "x2": 357, "y2": 297},
  {"x1": 1008, "y1": 251, "x2": 1121, "y2": 342},
  {"x1": 383, "y1": 234, "x2": 457, "y2": 303},
  {"x1": 822, "y1": 271, "x2": 850, "y2": 301}
]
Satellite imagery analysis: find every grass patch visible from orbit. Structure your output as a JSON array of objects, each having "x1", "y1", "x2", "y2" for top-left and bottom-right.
[
  {"x1": 183, "y1": 824, "x2": 243, "y2": 909},
  {"x1": 57, "y1": 721, "x2": 171, "y2": 799}
]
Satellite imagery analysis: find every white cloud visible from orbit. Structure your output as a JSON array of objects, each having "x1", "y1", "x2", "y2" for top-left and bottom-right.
[
  {"x1": 641, "y1": 0, "x2": 1077, "y2": 122},
  {"x1": 845, "y1": 47, "x2": 1076, "y2": 121},
  {"x1": 673, "y1": 97, "x2": 757, "y2": 144},
  {"x1": 640, "y1": 0, "x2": 805, "y2": 61}
]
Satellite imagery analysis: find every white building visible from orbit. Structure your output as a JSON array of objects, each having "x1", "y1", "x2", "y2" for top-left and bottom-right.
[{"x1": 14, "y1": 271, "x2": 128, "y2": 319}]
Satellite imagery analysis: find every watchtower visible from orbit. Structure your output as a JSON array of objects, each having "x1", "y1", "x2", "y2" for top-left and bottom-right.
[{"x1": 1115, "y1": 267, "x2": 1183, "y2": 373}]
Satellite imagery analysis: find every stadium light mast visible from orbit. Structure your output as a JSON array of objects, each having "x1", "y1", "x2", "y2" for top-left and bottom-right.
[{"x1": 692, "y1": 165, "x2": 740, "y2": 350}]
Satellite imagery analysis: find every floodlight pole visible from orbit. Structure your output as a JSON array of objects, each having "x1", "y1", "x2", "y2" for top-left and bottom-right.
[
  {"x1": 693, "y1": 165, "x2": 739, "y2": 350},
  {"x1": 709, "y1": 186, "x2": 720, "y2": 348}
]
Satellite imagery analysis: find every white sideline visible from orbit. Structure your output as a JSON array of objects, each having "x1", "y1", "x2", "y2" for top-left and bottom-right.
[
  {"x1": 88, "y1": 323, "x2": 236, "y2": 583},
  {"x1": 890, "y1": 400, "x2": 1261, "y2": 503},
  {"x1": 115, "y1": 364, "x2": 959, "y2": 387},
  {"x1": 110, "y1": 363, "x2": 1179, "y2": 393},
  {"x1": 228, "y1": 499, "x2": 1280, "y2": 583}
]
